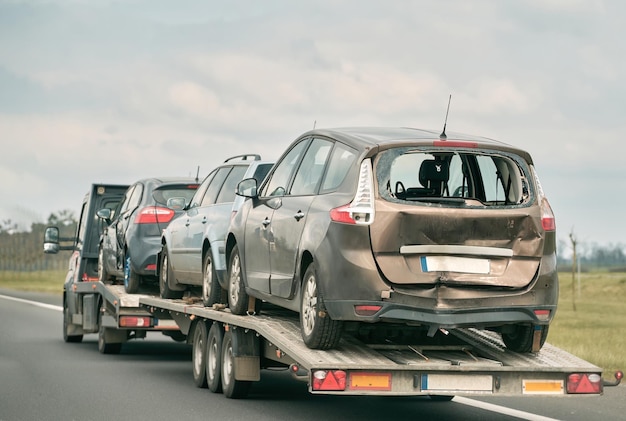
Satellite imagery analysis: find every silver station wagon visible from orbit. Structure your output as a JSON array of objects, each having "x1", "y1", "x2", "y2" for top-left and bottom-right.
[{"x1": 226, "y1": 127, "x2": 558, "y2": 352}]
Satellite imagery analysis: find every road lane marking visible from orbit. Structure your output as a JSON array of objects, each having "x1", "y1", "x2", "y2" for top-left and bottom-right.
[
  {"x1": 0, "y1": 294, "x2": 62, "y2": 312},
  {"x1": 454, "y1": 396, "x2": 561, "y2": 421}
]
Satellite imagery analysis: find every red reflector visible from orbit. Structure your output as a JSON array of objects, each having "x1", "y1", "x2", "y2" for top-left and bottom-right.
[
  {"x1": 312, "y1": 370, "x2": 347, "y2": 391},
  {"x1": 145, "y1": 264, "x2": 157, "y2": 271},
  {"x1": 81, "y1": 273, "x2": 99, "y2": 282},
  {"x1": 355, "y1": 305, "x2": 382, "y2": 316},
  {"x1": 567, "y1": 373, "x2": 602, "y2": 394},
  {"x1": 433, "y1": 140, "x2": 478, "y2": 148},
  {"x1": 534, "y1": 310, "x2": 551, "y2": 320},
  {"x1": 119, "y1": 316, "x2": 153, "y2": 327},
  {"x1": 134, "y1": 206, "x2": 175, "y2": 224}
]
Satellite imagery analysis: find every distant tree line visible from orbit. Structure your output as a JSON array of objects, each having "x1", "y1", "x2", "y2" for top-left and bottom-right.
[{"x1": 0, "y1": 211, "x2": 77, "y2": 271}]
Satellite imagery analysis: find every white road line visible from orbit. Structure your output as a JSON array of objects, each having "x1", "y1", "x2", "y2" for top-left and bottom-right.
[
  {"x1": 0, "y1": 294, "x2": 62, "y2": 312},
  {"x1": 454, "y1": 396, "x2": 560, "y2": 421}
]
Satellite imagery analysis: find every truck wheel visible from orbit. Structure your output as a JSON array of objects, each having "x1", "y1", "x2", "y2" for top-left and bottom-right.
[
  {"x1": 97, "y1": 246, "x2": 111, "y2": 283},
  {"x1": 202, "y1": 250, "x2": 222, "y2": 307},
  {"x1": 159, "y1": 246, "x2": 183, "y2": 299},
  {"x1": 192, "y1": 321, "x2": 208, "y2": 388},
  {"x1": 206, "y1": 322, "x2": 223, "y2": 393},
  {"x1": 124, "y1": 251, "x2": 141, "y2": 294},
  {"x1": 300, "y1": 263, "x2": 343, "y2": 350},
  {"x1": 63, "y1": 295, "x2": 83, "y2": 343},
  {"x1": 98, "y1": 310, "x2": 122, "y2": 354},
  {"x1": 502, "y1": 324, "x2": 549, "y2": 353},
  {"x1": 221, "y1": 330, "x2": 251, "y2": 399},
  {"x1": 228, "y1": 245, "x2": 260, "y2": 315}
]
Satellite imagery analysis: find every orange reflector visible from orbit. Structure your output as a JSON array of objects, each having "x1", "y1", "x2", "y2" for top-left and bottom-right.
[
  {"x1": 312, "y1": 370, "x2": 347, "y2": 391},
  {"x1": 522, "y1": 379, "x2": 563, "y2": 394},
  {"x1": 567, "y1": 373, "x2": 602, "y2": 394},
  {"x1": 354, "y1": 305, "x2": 382, "y2": 316},
  {"x1": 350, "y1": 372, "x2": 392, "y2": 391},
  {"x1": 119, "y1": 316, "x2": 153, "y2": 327}
]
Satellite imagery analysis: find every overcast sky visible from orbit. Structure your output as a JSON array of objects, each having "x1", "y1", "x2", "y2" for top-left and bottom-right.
[{"x1": 1, "y1": 0, "x2": 625, "y2": 252}]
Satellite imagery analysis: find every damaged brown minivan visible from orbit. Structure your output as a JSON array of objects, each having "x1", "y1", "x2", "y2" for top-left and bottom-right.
[{"x1": 226, "y1": 127, "x2": 558, "y2": 352}]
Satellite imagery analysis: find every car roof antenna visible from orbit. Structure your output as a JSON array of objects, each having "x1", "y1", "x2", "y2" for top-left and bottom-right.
[
  {"x1": 313, "y1": 120, "x2": 317, "y2": 129},
  {"x1": 439, "y1": 94, "x2": 452, "y2": 140},
  {"x1": 195, "y1": 165, "x2": 200, "y2": 183}
]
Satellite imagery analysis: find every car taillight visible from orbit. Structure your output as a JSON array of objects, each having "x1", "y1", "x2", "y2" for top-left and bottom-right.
[
  {"x1": 330, "y1": 159, "x2": 375, "y2": 225},
  {"x1": 567, "y1": 373, "x2": 602, "y2": 394},
  {"x1": 312, "y1": 370, "x2": 347, "y2": 391},
  {"x1": 134, "y1": 206, "x2": 175, "y2": 224},
  {"x1": 540, "y1": 198, "x2": 556, "y2": 232}
]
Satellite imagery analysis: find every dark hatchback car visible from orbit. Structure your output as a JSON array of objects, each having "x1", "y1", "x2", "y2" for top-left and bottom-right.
[
  {"x1": 97, "y1": 177, "x2": 199, "y2": 293},
  {"x1": 158, "y1": 155, "x2": 274, "y2": 303},
  {"x1": 226, "y1": 127, "x2": 558, "y2": 352}
]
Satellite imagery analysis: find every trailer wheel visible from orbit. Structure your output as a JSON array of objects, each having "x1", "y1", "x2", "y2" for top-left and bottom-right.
[
  {"x1": 124, "y1": 251, "x2": 141, "y2": 294},
  {"x1": 206, "y1": 323, "x2": 223, "y2": 393},
  {"x1": 502, "y1": 324, "x2": 549, "y2": 353},
  {"x1": 202, "y1": 250, "x2": 223, "y2": 307},
  {"x1": 221, "y1": 330, "x2": 252, "y2": 399},
  {"x1": 98, "y1": 310, "x2": 122, "y2": 354},
  {"x1": 192, "y1": 321, "x2": 208, "y2": 388},
  {"x1": 300, "y1": 263, "x2": 343, "y2": 350},
  {"x1": 63, "y1": 295, "x2": 83, "y2": 343},
  {"x1": 228, "y1": 245, "x2": 260, "y2": 315},
  {"x1": 97, "y1": 246, "x2": 111, "y2": 283},
  {"x1": 159, "y1": 246, "x2": 183, "y2": 299}
]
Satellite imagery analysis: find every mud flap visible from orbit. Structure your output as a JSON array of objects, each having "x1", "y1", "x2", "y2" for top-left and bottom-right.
[
  {"x1": 231, "y1": 328, "x2": 261, "y2": 381},
  {"x1": 531, "y1": 325, "x2": 543, "y2": 353}
]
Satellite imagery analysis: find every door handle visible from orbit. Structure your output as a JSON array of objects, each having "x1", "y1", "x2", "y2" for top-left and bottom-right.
[
  {"x1": 185, "y1": 219, "x2": 190, "y2": 227},
  {"x1": 294, "y1": 211, "x2": 305, "y2": 221},
  {"x1": 202, "y1": 217, "x2": 207, "y2": 224},
  {"x1": 262, "y1": 217, "x2": 270, "y2": 227}
]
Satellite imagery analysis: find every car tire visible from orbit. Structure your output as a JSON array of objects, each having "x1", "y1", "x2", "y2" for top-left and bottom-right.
[
  {"x1": 97, "y1": 246, "x2": 111, "y2": 283},
  {"x1": 63, "y1": 294, "x2": 83, "y2": 343},
  {"x1": 98, "y1": 307, "x2": 122, "y2": 354},
  {"x1": 202, "y1": 250, "x2": 223, "y2": 307},
  {"x1": 124, "y1": 251, "x2": 141, "y2": 294},
  {"x1": 300, "y1": 262, "x2": 343, "y2": 350},
  {"x1": 227, "y1": 244, "x2": 260, "y2": 315},
  {"x1": 159, "y1": 245, "x2": 184, "y2": 299},
  {"x1": 221, "y1": 330, "x2": 252, "y2": 399},
  {"x1": 206, "y1": 322, "x2": 224, "y2": 393},
  {"x1": 501, "y1": 324, "x2": 549, "y2": 353},
  {"x1": 192, "y1": 321, "x2": 208, "y2": 388}
]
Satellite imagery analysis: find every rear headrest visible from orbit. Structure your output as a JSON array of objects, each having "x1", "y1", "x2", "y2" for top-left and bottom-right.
[{"x1": 419, "y1": 159, "x2": 449, "y2": 186}]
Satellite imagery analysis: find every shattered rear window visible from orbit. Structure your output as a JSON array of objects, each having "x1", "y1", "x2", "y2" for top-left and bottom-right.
[{"x1": 376, "y1": 147, "x2": 532, "y2": 207}]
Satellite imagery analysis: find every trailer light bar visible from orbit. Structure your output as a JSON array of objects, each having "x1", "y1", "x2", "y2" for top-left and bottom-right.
[
  {"x1": 312, "y1": 370, "x2": 347, "y2": 391},
  {"x1": 354, "y1": 305, "x2": 382, "y2": 316},
  {"x1": 119, "y1": 316, "x2": 153, "y2": 328},
  {"x1": 567, "y1": 373, "x2": 603, "y2": 394}
]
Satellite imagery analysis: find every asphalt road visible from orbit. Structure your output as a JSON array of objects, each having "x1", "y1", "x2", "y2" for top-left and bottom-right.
[{"x1": 0, "y1": 289, "x2": 624, "y2": 421}]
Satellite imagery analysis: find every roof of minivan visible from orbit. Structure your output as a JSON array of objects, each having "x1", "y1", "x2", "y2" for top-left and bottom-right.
[{"x1": 302, "y1": 127, "x2": 534, "y2": 164}]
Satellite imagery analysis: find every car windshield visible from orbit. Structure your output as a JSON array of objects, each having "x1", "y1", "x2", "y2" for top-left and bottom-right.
[{"x1": 376, "y1": 147, "x2": 531, "y2": 207}]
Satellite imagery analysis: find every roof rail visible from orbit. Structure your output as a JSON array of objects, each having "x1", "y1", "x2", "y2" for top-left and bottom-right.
[{"x1": 224, "y1": 154, "x2": 261, "y2": 163}]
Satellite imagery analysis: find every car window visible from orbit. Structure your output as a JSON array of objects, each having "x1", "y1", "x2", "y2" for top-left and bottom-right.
[
  {"x1": 153, "y1": 184, "x2": 199, "y2": 206},
  {"x1": 202, "y1": 167, "x2": 232, "y2": 206},
  {"x1": 379, "y1": 148, "x2": 529, "y2": 206},
  {"x1": 321, "y1": 142, "x2": 357, "y2": 192},
  {"x1": 127, "y1": 183, "x2": 143, "y2": 209},
  {"x1": 118, "y1": 185, "x2": 136, "y2": 214},
  {"x1": 262, "y1": 140, "x2": 309, "y2": 197},
  {"x1": 216, "y1": 165, "x2": 248, "y2": 204},
  {"x1": 189, "y1": 171, "x2": 216, "y2": 208},
  {"x1": 251, "y1": 163, "x2": 273, "y2": 185},
  {"x1": 291, "y1": 138, "x2": 333, "y2": 196}
]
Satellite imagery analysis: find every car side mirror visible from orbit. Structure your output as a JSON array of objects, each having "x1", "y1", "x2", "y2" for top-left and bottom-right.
[
  {"x1": 96, "y1": 208, "x2": 112, "y2": 222},
  {"x1": 43, "y1": 227, "x2": 60, "y2": 254},
  {"x1": 236, "y1": 178, "x2": 258, "y2": 198}
]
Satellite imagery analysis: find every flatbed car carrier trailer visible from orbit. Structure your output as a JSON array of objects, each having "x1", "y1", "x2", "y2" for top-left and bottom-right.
[{"x1": 140, "y1": 295, "x2": 622, "y2": 399}]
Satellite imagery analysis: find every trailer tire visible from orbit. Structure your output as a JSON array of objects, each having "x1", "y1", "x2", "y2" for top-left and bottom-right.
[
  {"x1": 98, "y1": 310, "x2": 122, "y2": 354},
  {"x1": 63, "y1": 295, "x2": 83, "y2": 343},
  {"x1": 221, "y1": 330, "x2": 252, "y2": 399},
  {"x1": 300, "y1": 263, "x2": 343, "y2": 350},
  {"x1": 159, "y1": 246, "x2": 184, "y2": 299},
  {"x1": 502, "y1": 324, "x2": 549, "y2": 353},
  {"x1": 206, "y1": 322, "x2": 224, "y2": 393},
  {"x1": 202, "y1": 250, "x2": 223, "y2": 307},
  {"x1": 124, "y1": 251, "x2": 141, "y2": 294},
  {"x1": 192, "y1": 321, "x2": 209, "y2": 388},
  {"x1": 228, "y1": 245, "x2": 260, "y2": 315}
]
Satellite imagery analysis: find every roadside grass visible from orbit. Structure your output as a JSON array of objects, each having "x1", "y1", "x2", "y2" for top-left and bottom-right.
[
  {"x1": 0, "y1": 269, "x2": 624, "y2": 379},
  {"x1": 549, "y1": 271, "x2": 626, "y2": 380},
  {"x1": 0, "y1": 270, "x2": 65, "y2": 294}
]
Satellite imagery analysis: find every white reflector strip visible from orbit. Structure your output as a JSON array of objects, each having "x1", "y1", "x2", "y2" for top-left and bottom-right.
[{"x1": 421, "y1": 374, "x2": 493, "y2": 392}]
